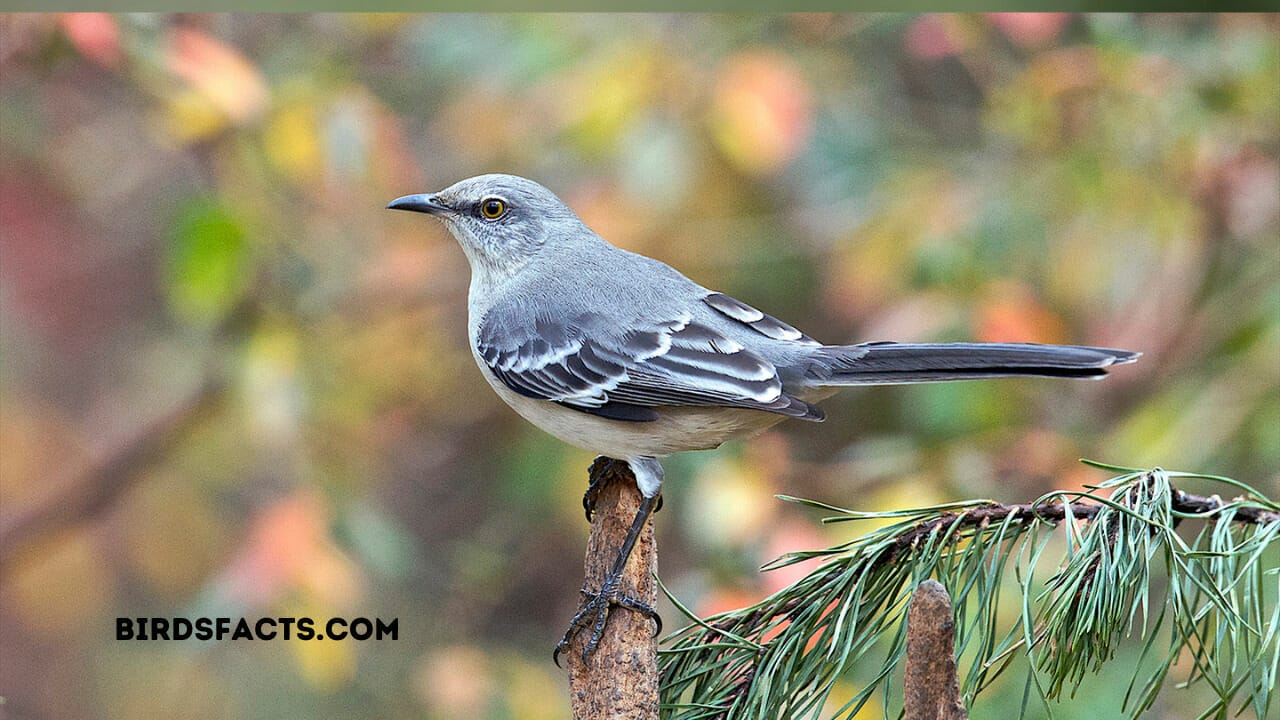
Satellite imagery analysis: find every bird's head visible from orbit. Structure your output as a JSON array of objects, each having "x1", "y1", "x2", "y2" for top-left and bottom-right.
[{"x1": 387, "y1": 174, "x2": 580, "y2": 279}]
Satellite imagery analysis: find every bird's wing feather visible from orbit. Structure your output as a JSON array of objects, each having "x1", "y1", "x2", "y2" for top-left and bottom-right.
[
  {"x1": 476, "y1": 307, "x2": 821, "y2": 422},
  {"x1": 703, "y1": 292, "x2": 821, "y2": 346}
]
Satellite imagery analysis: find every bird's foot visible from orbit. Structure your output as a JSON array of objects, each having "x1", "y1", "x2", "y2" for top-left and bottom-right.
[
  {"x1": 582, "y1": 456, "x2": 625, "y2": 522},
  {"x1": 553, "y1": 582, "x2": 662, "y2": 667},
  {"x1": 583, "y1": 457, "x2": 662, "y2": 523}
]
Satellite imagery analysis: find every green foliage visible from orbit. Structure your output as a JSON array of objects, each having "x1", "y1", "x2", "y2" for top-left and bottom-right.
[
  {"x1": 659, "y1": 466, "x2": 1280, "y2": 719},
  {"x1": 166, "y1": 199, "x2": 252, "y2": 323}
]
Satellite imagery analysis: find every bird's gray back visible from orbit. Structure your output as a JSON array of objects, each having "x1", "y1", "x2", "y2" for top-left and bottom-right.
[
  {"x1": 476, "y1": 231, "x2": 830, "y2": 395},
  {"x1": 483, "y1": 232, "x2": 708, "y2": 327}
]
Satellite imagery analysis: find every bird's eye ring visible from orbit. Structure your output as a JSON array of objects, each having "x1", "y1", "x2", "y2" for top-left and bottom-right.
[{"x1": 480, "y1": 198, "x2": 507, "y2": 220}]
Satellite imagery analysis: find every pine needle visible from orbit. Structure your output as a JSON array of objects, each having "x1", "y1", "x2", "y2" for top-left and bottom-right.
[{"x1": 658, "y1": 466, "x2": 1280, "y2": 719}]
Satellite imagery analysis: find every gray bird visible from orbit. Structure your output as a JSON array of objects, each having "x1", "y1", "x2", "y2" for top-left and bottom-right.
[{"x1": 387, "y1": 173, "x2": 1138, "y2": 663}]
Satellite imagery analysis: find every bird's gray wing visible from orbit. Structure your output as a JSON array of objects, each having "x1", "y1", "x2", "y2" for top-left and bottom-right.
[
  {"x1": 476, "y1": 308, "x2": 822, "y2": 423},
  {"x1": 702, "y1": 292, "x2": 821, "y2": 346}
]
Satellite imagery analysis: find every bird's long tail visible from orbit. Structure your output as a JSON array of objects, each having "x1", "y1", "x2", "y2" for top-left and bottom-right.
[{"x1": 814, "y1": 342, "x2": 1140, "y2": 385}]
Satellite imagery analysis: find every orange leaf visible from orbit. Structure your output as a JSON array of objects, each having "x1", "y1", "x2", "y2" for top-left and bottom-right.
[
  {"x1": 975, "y1": 282, "x2": 1068, "y2": 344},
  {"x1": 166, "y1": 26, "x2": 269, "y2": 125},
  {"x1": 60, "y1": 13, "x2": 120, "y2": 68},
  {"x1": 711, "y1": 50, "x2": 812, "y2": 175}
]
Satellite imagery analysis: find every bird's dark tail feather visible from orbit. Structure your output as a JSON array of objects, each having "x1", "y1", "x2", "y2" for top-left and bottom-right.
[{"x1": 817, "y1": 342, "x2": 1140, "y2": 385}]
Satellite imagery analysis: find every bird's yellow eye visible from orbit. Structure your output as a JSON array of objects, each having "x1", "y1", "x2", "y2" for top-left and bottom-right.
[{"x1": 480, "y1": 198, "x2": 507, "y2": 220}]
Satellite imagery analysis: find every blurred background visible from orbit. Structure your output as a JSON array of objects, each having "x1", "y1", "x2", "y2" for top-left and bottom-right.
[{"x1": 0, "y1": 13, "x2": 1276, "y2": 720}]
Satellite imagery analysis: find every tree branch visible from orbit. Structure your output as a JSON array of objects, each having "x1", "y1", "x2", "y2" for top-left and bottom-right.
[
  {"x1": 567, "y1": 459, "x2": 659, "y2": 720},
  {"x1": 869, "y1": 486, "x2": 1279, "y2": 571},
  {"x1": 905, "y1": 580, "x2": 967, "y2": 720},
  {"x1": 0, "y1": 379, "x2": 223, "y2": 569},
  {"x1": 0, "y1": 301, "x2": 253, "y2": 571}
]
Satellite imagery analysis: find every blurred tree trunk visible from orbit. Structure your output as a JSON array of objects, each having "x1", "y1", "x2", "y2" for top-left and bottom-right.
[{"x1": 566, "y1": 462, "x2": 659, "y2": 720}]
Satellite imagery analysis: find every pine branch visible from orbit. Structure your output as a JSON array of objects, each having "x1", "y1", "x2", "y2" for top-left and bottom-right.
[{"x1": 658, "y1": 466, "x2": 1279, "y2": 720}]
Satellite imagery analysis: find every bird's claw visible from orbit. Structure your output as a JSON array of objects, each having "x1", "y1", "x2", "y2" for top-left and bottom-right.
[
  {"x1": 583, "y1": 457, "x2": 662, "y2": 523},
  {"x1": 552, "y1": 586, "x2": 662, "y2": 667},
  {"x1": 582, "y1": 457, "x2": 623, "y2": 523}
]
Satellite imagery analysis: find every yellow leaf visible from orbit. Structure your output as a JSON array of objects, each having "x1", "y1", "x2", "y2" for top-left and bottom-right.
[
  {"x1": 566, "y1": 46, "x2": 659, "y2": 152},
  {"x1": 502, "y1": 656, "x2": 569, "y2": 720},
  {"x1": 291, "y1": 624, "x2": 357, "y2": 691},
  {"x1": 161, "y1": 88, "x2": 233, "y2": 142},
  {"x1": 265, "y1": 102, "x2": 322, "y2": 183},
  {"x1": 686, "y1": 455, "x2": 774, "y2": 546}
]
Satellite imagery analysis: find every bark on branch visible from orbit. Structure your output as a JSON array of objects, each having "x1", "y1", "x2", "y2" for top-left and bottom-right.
[
  {"x1": 905, "y1": 580, "x2": 967, "y2": 720},
  {"x1": 566, "y1": 461, "x2": 659, "y2": 720}
]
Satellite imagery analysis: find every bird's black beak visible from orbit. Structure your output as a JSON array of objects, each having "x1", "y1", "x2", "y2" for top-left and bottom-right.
[{"x1": 386, "y1": 193, "x2": 453, "y2": 216}]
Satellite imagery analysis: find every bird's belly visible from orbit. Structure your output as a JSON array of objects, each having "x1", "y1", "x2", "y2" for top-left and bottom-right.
[{"x1": 478, "y1": 367, "x2": 786, "y2": 459}]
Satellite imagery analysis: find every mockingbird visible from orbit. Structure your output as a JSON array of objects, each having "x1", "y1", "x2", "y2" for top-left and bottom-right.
[{"x1": 387, "y1": 173, "x2": 1139, "y2": 663}]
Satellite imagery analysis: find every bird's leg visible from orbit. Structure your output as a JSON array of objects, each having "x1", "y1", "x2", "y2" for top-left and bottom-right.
[
  {"x1": 555, "y1": 493, "x2": 661, "y2": 666},
  {"x1": 556, "y1": 457, "x2": 664, "y2": 667},
  {"x1": 583, "y1": 455, "x2": 662, "y2": 523}
]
